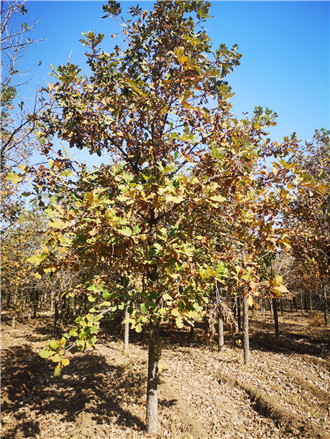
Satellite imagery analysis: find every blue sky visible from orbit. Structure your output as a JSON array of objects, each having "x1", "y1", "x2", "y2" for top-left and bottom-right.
[{"x1": 13, "y1": 1, "x2": 329, "y2": 165}]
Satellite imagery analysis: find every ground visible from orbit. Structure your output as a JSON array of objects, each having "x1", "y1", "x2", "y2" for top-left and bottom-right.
[{"x1": 1, "y1": 310, "x2": 329, "y2": 439}]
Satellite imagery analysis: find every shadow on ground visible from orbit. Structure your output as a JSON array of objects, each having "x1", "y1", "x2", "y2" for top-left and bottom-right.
[{"x1": 1, "y1": 343, "x2": 146, "y2": 438}]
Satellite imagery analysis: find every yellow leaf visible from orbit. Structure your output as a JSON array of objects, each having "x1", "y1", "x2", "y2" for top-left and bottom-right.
[
  {"x1": 61, "y1": 358, "x2": 70, "y2": 367},
  {"x1": 247, "y1": 295, "x2": 254, "y2": 307},
  {"x1": 18, "y1": 164, "x2": 27, "y2": 172},
  {"x1": 209, "y1": 195, "x2": 226, "y2": 203},
  {"x1": 274, "y1": 284, "x2": 289, "y2": 294},
  {"x1": 5, "y1": 171, "x2": 24, "y2": 184},
  {"x1": 171, "y1": 308, "x2": 180, "y2": 317},
  {"x1": 175, "y1": 316, "x2": 184, "y2": 329},
  {"x1": 166, "y1": 195, "x2": 185, "y2": 204}
]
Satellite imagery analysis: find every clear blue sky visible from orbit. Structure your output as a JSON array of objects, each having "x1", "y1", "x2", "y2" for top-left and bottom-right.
[{"x1": 15, "y1": 1, "x2": 329, "y2": 165}]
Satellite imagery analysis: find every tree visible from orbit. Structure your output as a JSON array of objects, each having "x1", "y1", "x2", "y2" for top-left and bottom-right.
[
  {"x1": 282, "y1": 129, "x2": 329, "y2": 325},
  {"x1": 1, "y1": 206, "x2": 48, "y2": 326},
  {"x1": 0, "y1": 0, "x2": 43, "y2": 171},
  {"x1": 26, "y1": 0, "x2": 300, "y2": 432}
]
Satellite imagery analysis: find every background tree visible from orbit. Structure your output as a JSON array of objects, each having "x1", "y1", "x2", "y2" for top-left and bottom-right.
[
  {"x1": 1, "y1": 0, "x2": 44, "y2": 171},
  {"x1": 283, "y1": 129, "x2": 329, "y2": 325}
]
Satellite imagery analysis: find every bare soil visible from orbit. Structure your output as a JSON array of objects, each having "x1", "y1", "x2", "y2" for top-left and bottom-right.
[{"x1": 1, "y1": 310, "x2": 329, "y2": 439}]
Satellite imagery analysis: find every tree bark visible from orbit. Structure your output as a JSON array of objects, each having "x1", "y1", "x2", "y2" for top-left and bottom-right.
[
  {"x1": 11, "y1": 286, "x2": 18, "y2": 328},
  {"x1": 190, "y1": 324, "x2": 195, "y2": 339},
  {"x1": 124, "y1": 305, "x2": 130, "y2": 353},
  {"x1": 237, "y1": 296, "x2": 242, "y2": 332},
  {"x1": 242, "y1": 296, "x2": 250, "y2": 364},
  {"x1": 218, "y1": 313, "x2": 224, "y2": 351},
  {"x1": 323, "y1": 286, "x2": 328, "y2": 327},
  {"x1": 232, "y1": 297, "x2": 237, "y2": 320},
  {"x1": 273, "y1": 297, "x2": 279, "y2": 338},
  {"x1": 146, "y1": 321, "x2": 160, "y2": 433}
]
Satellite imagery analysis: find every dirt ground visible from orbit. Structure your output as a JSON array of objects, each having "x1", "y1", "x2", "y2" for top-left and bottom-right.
[{"x1": 1, "y1": 310, "x2": 329, "y2": 439}]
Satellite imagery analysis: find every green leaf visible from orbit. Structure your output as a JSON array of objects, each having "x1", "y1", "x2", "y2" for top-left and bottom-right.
[
  {"x1": 49, "y1": 340, "x2": 59, "y2": 350},
  {"x1": 54, "y1": 364, "x2": 61, "y2": 377},
  {"x1": 40, "y1": 349, "x2": 51, "y2": 359},
  {"x1": 118, "y1": 227, "x2": 132, "y2": 236},
  {"x1": 51, "y1": 354, "x2": 62, "y2": 363},
  {"x1": 27, "y1": 253, "x2": 48, "y2": 266}
]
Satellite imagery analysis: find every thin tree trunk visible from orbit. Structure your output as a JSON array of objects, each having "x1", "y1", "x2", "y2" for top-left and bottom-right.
[
  {"x1": 293, "y1": 295, "x2": 298, "y2": 312},
  {"x1": 11, "y1": 286, "x2": 18, "y2": 328},
  {"x1": 261, "y1": 299, "x2": 266, "y2": 317},
  {"x1": 146, "y1": 322, "x2": 160, "y2": 433},
  {"x1": 124, "y1": 305, "x2": 130, "y2": 352},
  {"x1": 218, "y1": 314, "x2": 224, "y2": 351},
  {"x1": 190, "y1": 324, "x2": 194, "y2": 338},
  {"x1": 273, "y1": 297, "x2": 279, "y2": 338},
  {"x1": 323, "y1": 286, "x2": 328, "y2": 327},
  {"x1": 50, "y1": 291, "x2": 55, "y2": 314},
  {"x1": 243, "y1": 296, "x2": 250, "y2": 364},
  {"x1": 33, "y1": 290, "x2": 39, "y2": 318},
  {"x1": 237, "y1": 296, "x2": 242, "y2": 332},
  {"x1": 54, "y1": 300, "x2": 59, "y2": 332},
  {"x1": 232, "y1": 297, "x2": 237, "y2": 320}
]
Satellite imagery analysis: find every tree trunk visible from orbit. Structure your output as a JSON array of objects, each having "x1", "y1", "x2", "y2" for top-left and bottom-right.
[
  {"x1": 242, "y1": 296, "x2": 250, "y2": 364},
  {"x1": 33, "y1": 290, "x2": 39, "y2": 318},
  {"x1": 261, "y1": 299, "x2": 266, "y2": 317},
  {"x1": 190, "y1": 324, "x2": 195, "y2": 339},
  {"x1": 323, "y1": 286, "x2": 328, "y2": 327},
  {"x1": 146, "y1": 322, "x2": 160, "y2": 433},
  {"x1": 232, "y1": 297, "x2": 237, "y2": 320},
  {"x1": 237, "y1": 296, "x2": 242, "y2": 332},
  {"x1": 54, "y1": 300, "x2": 59, "y2": 332},
  {"x1": 218, "y1": 314, "x2": 224, "y2": 351},
  {"x1": 124, "y1": 305, "x2": 130, "y2": 353},
  {"x1": 273, "y1": 297, "x2": 279, "y2": 338},
  {"x1": 11, "y1": 286, "x2": 18, "y2": 328},
  {"x1": 293, "y1": 295, "x2": 298, "y2": 312}
]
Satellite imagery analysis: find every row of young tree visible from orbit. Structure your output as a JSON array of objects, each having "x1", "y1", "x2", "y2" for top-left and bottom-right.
[{"x1": 1, "y1": 0, "x2": 329, "y2": 433}]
